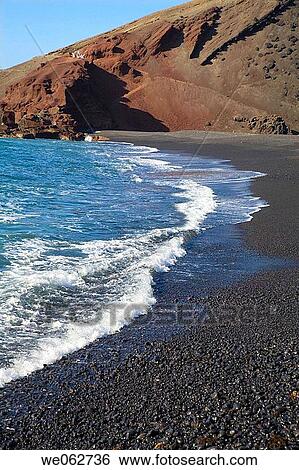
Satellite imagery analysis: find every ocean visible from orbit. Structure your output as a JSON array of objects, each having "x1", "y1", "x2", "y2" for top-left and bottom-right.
[{"x1": 0, "y1": 138, "x2": 268, "y2": 386}]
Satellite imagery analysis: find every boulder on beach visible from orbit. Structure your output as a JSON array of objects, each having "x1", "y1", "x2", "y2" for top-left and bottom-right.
[{"x1": 248, "y1": 115, "x2": 290, "y2": 134}]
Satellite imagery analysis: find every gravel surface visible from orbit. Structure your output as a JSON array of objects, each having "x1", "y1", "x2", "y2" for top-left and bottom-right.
[
  {"x1": 0, "y1": 269, "x2": 298, "y2": 450},
  {"x1": 0, "y1": 132, "x2": 298, "y2": 450}
]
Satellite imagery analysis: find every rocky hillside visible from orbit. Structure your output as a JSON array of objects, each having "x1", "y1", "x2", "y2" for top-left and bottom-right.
[{"x1": 0, "y1": 0, "x2": 298, "y2": 139}]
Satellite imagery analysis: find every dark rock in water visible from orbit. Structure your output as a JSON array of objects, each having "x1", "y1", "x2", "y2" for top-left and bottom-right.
[
  {"x1": 22, "y1": 133, "x2": 35, "y2": 139},
  {"x1": 34, "y1": 130, "x2": 60, "y2": 139},
  {"x1": 15, "y1": 132, "x2": 36, "y2": 139}
]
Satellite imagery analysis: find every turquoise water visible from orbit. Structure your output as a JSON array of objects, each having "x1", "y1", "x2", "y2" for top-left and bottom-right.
[{"x1": 0, "y1": 138, "x2": 267, "y2": 385}]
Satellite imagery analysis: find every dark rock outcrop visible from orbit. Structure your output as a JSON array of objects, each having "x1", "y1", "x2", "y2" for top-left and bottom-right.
[{"x1": 248, "y1": 115, "x2": 290, "y2": 134}]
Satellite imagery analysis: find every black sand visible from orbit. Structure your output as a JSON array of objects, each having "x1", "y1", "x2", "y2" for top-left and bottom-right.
[
  {"x1": 0, "y1": 131, "x2": 298, "y2": 450},
  {"x1": 102, "y1": 131, "x2": 299, "y2": 260}
]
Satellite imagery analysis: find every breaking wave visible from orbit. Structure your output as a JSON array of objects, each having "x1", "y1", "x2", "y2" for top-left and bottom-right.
[{"x1": 0, "y1": 139, "x2": 266, "y2": 385}]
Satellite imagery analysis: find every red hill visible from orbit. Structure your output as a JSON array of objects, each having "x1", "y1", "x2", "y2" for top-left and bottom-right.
[{"x1": 0, "y1": 0, "x2": 298, "y2": 139}]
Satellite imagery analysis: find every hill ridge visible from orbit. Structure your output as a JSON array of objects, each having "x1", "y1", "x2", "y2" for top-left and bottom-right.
[{"x1": 0, "y1": 0, "x2": 298, "y2": 139}]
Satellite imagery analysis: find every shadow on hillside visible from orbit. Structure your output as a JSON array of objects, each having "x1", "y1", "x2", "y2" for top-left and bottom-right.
[
  {"x1": 190, "y1": 9, "x2": 222, "y2": 59},
  {"x1": 202, "y1": 0, "x2": 295, "y2": 65},
  {"x1": 66, "y1": 62, "x2": 169, "y2": 133}
]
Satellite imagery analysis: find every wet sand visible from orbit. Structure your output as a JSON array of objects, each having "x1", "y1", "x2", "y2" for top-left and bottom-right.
[{"x1": 0, "y1": 131, "x2": 298, "y2": 449}]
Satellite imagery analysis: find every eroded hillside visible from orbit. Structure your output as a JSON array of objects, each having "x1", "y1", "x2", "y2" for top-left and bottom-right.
[{"x1": 0, "y1": 0, "x2": 298, "y2": 139}]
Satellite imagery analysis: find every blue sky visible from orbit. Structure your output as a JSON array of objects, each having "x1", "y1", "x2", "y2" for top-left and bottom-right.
[{"x1": 1, "y1": 0, "x2": 183, "y2": 69}]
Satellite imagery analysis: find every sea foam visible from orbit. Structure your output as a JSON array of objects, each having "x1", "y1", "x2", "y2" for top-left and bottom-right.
[
  {"x1": 0, "y1": 140, "x2": 267, "y2": 386},
  {"x1": 0, "y1": 182, "x2": 215, "y2": 385}
]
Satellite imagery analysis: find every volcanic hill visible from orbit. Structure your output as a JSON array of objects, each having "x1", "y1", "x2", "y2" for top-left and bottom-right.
[{"x1": 0, "y1": 0, "x2": 298, "y2": 139}]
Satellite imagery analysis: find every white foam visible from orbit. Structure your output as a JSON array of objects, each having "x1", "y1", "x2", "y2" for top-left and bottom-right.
[
  {"x1": 119, "y1": 149, "x2": 180, "y2": 173},
  {"x1": 132, "y1": 175, "x2": 143, "y2": 183},
  {"x1": 175, "y1": 181, "x2": 216, "y2": 231},
  {"x1": 122, "y1": 145, "x2": 159, "y2": 154},
  {"x1": 0, "y1": 141, "x2": 267, "y2": 386},
  {"x1": 0, "y1": 200, "x2": 38, "y2": 224},
  {"x1": 0, "y1": 178, "x2": 216, "y2": 386}
]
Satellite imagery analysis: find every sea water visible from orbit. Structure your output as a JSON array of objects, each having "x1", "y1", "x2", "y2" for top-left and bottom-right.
[{"x1": 0, "y1": 138, "x2": 267, "y2": 385}]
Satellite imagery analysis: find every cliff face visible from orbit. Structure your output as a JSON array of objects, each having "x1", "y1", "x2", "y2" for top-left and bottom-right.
[{"x1": 0, "y1": 0, "x2": 298, "y2": 139}]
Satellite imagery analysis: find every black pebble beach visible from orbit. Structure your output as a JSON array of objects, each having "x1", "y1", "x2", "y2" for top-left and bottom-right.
[{"x1": 0, "y1": 131, "x2": 298, "y2": 450}]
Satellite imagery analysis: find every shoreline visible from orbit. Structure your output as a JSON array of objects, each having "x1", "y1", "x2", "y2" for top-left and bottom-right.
[
  {"x1": 101, "y1": 131, "x2": 299, "y2": 260},
  {"x1": 0, "y1": 131, "x2": 298, "y2": 449}
]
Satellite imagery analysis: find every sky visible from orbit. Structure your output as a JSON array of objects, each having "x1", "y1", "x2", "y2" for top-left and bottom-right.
[{"x1": 0, "y1": 0, "x2": 184, "y2": 69}]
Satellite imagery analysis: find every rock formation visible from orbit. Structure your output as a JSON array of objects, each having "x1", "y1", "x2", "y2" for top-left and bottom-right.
[
  {"x1": 247, "y1": 115, "x2": 290, "y2": 134},
  {"x1": 0, "y1": 0, "x2": 298, "y2": 139}
]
